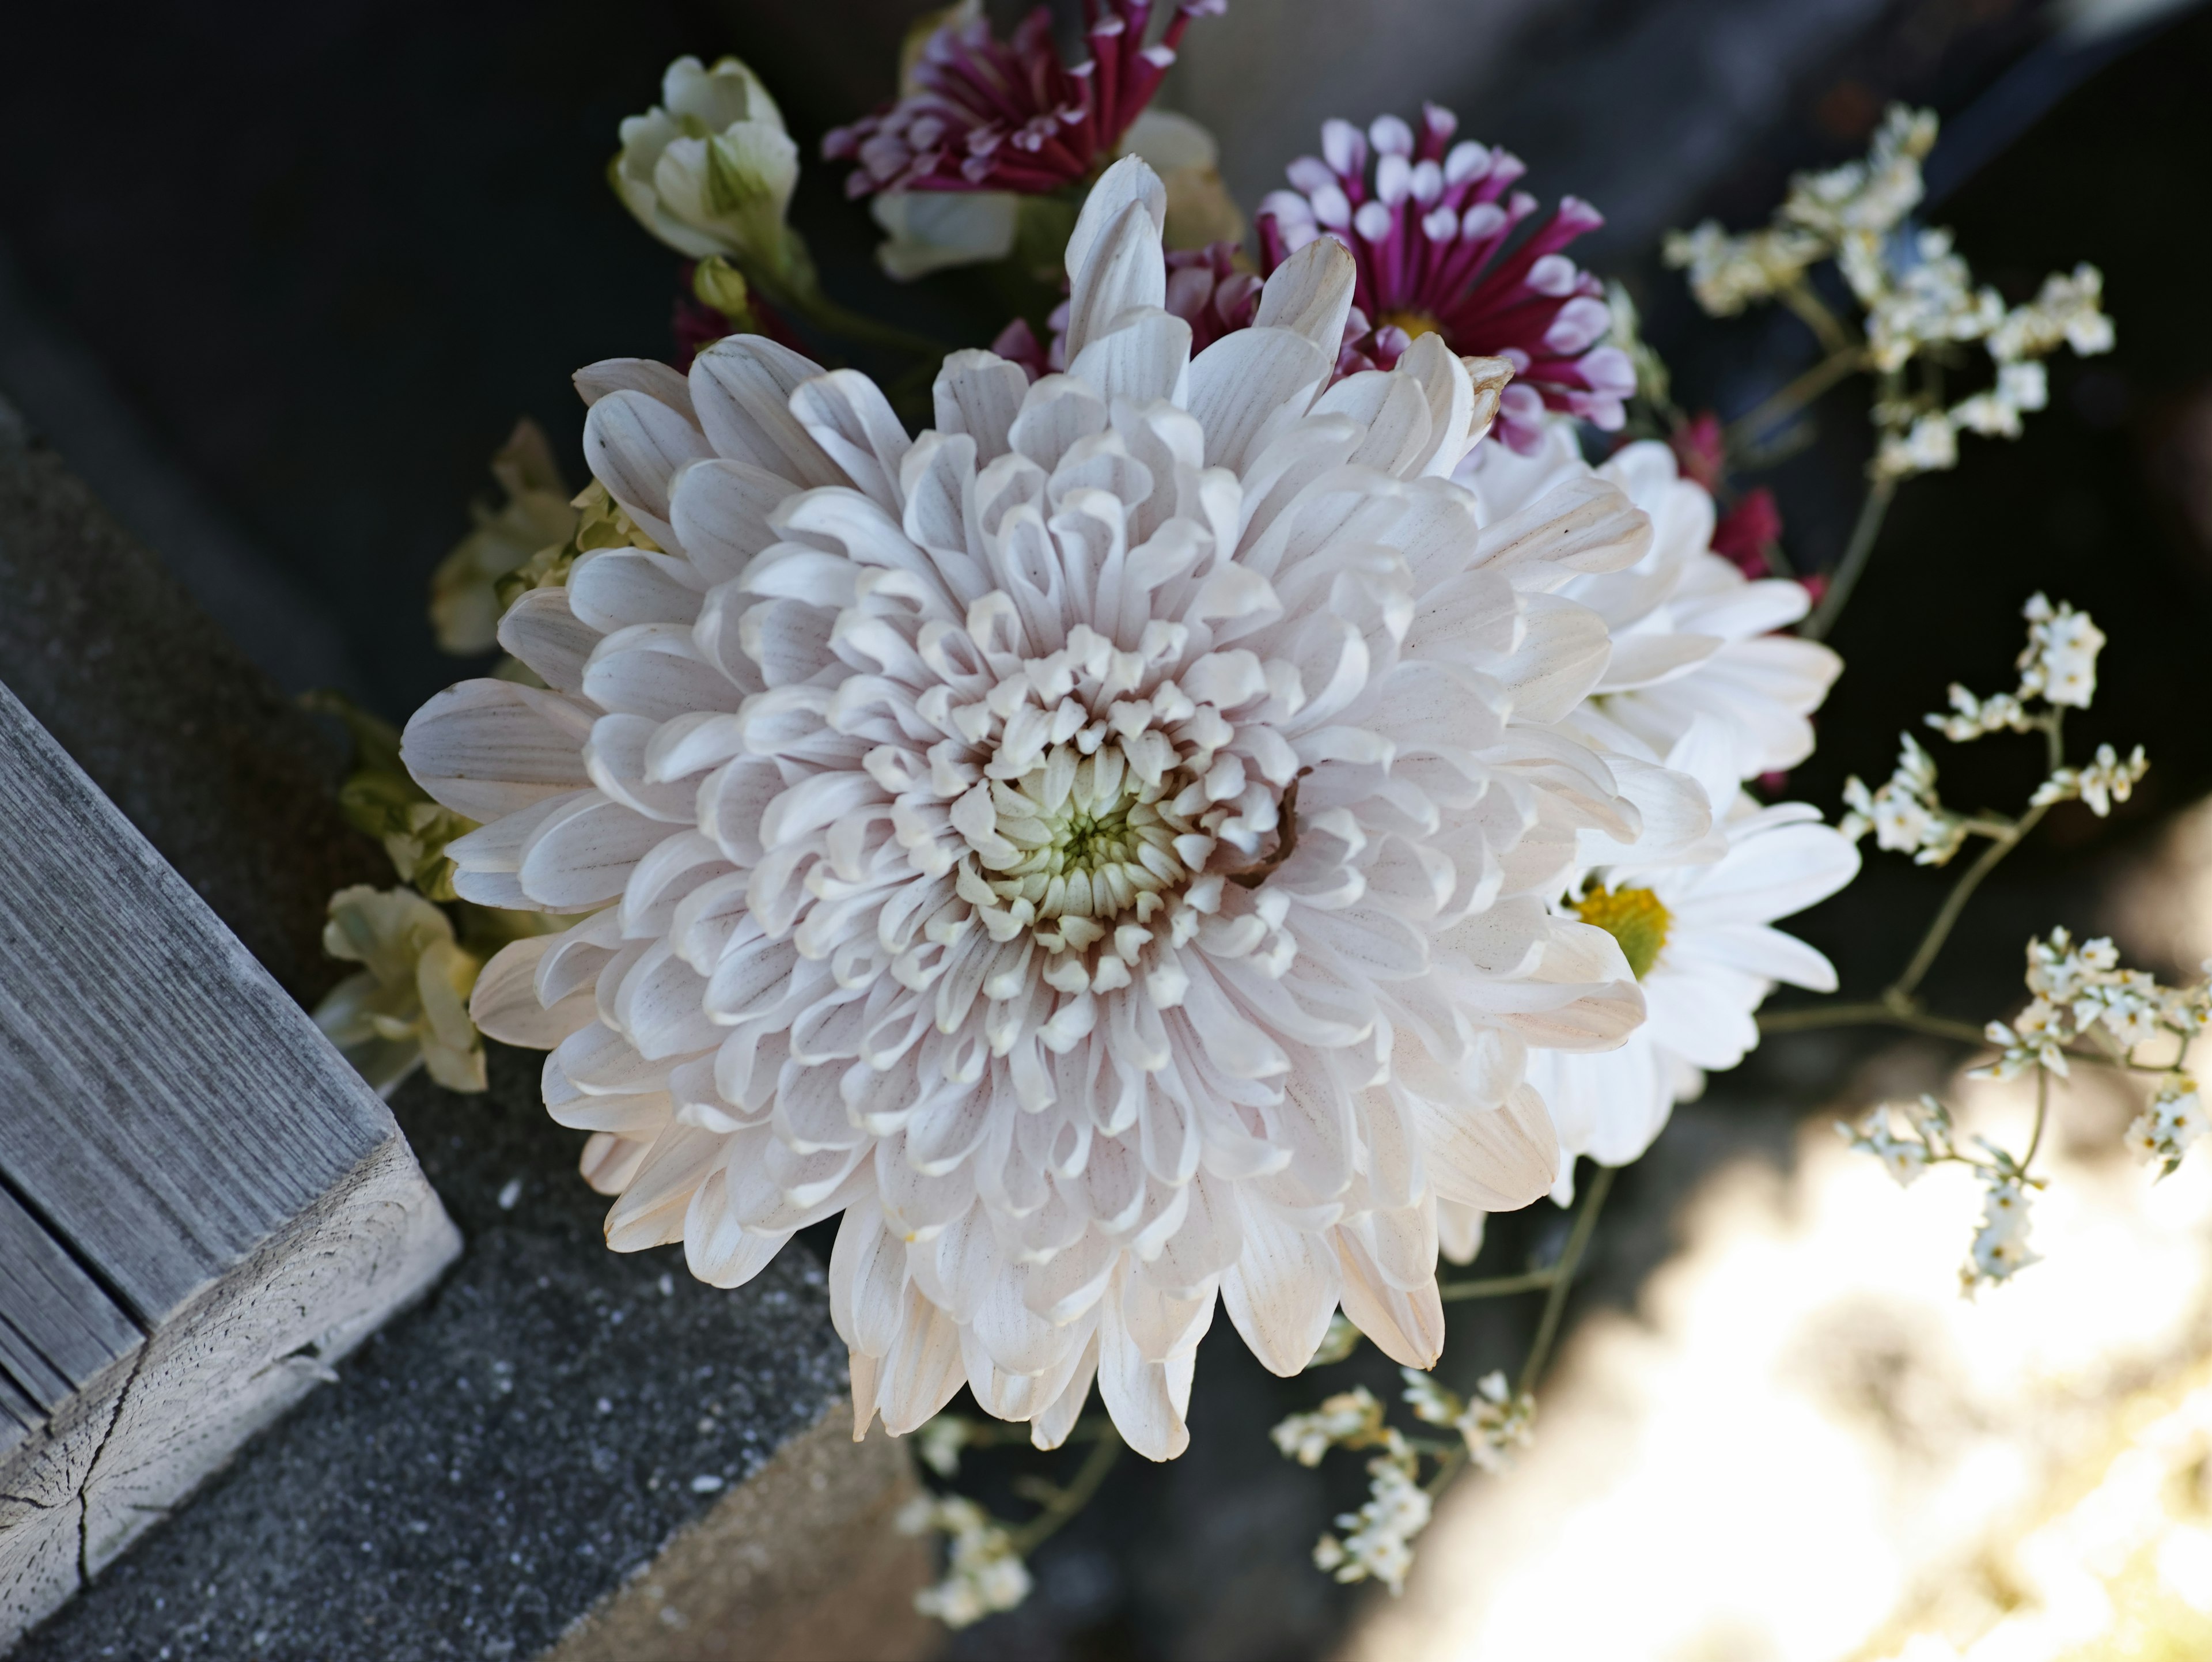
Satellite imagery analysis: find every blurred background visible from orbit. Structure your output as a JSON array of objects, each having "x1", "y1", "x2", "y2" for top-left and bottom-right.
[{"x1": 7, "y1": 0, "x2": 2212, "y2": 1655}]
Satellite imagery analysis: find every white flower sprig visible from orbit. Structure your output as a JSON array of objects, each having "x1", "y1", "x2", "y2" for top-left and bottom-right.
[
  {"x1": 1842, "y1": 595, "x2": 2139, "y2": 872},
  {"x1": 1839, "y1": 928, "x2": 2212, "y2": 1294},
  {"x1": 1664, "y1": 105, "x2": 2113, "y2": 485},
  {"x1": 898, "y1": 1494, "x2": 1033, "y2": 1630}
]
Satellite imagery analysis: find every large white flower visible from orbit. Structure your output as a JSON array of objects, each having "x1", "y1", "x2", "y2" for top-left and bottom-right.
[
  {"x1": 1467, "y1": 426, "x2": 1842, "y2": 782},
  {"x1": 402, "y1": 158, "x2": 1656, "y2": 1460}
]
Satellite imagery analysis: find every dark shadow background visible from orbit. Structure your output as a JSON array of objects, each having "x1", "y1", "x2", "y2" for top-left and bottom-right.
[{"x1": 5, "y1": 1, "x2": 2211, "y2": 1656}]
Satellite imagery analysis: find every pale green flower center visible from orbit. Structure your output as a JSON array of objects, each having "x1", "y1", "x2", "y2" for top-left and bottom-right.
[{"x1": 983, "y1": 745, "x2": 1198, "y2": 925}]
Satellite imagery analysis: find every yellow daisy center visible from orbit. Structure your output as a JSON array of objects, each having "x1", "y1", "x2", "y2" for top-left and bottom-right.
[
  {"x1": 1574, "y1": 885, "x2": 1672, "y2": 980},
  {"x1": 1378, "y1": 308, "x2": 1445, "y2": 343}
]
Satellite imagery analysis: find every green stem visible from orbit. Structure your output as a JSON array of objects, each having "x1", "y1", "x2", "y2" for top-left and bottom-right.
[
  {"x1": 1439, "y1": 1269, "x2": 1560, "y2": 1303},
  {"x1": 2022, "y1": 1067, "x2": 2050, "y2": 1173},
  {"x1": 1801, "y1": 474, "x2": 1897, "y2": 642},
  {"x1": 1517, "y1": 1164, "x2": 1615, "y2": 1400},
  {"x1": 1757, "y1": 1002, "x2": 1987, "y2": 1044},
  {"x1": 1891, "y1": 799, "x2": 2054, "y2": 1006},
  {"x1": 1421, "y1": 1444, "x2": 1468, "y2": 1500},
  {"x1": 1780, "y1": 278, "x2": 1858, "y2": 357},
  {"x1": 1007, "y1": 1424, "x2": 1122, "y2": 1557},
  {"x1": 1725, "y1": 347, "x2": 1867, "y2": 453}
]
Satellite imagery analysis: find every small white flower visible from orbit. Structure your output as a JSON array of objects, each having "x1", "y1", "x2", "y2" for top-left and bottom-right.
[
  {"x1": 1876, "y1": 412, "x2": 1959, "y2": 479},
  {"x1": 1987, "y1": 265, "x2": 2115, "y2": 362},
  {"x1": 1317, "y1": 1453, "x2": 1431, "y2": 1593},
  {"x1": 916, "y1": 1414, "x2": 974, "y2": 1478},
  {"x1": 2017, "y1": 593, "x2": 2106, "y2": 708},
  {"x1": 1662, "y1": 221, "x2": 1826, "y2": 317},
  {"x1": 1841, "y1": 734, "x2": 1967, "y2": 866},
  {"x1": 313, "y1": 886, "x2": 486, "y2": 1095},
  {"x1": 1841, "y1": 1105, "x2": 1934, "y2": 1188},
  {"x1": 1272, "y1": 1387, "x2": 1386, "y2": 1468},
  {"x1": 900, "y1": 1493, "x2": 1033, "y2": 1628},
  {"x1": 1925, "y1": 683, "x2": 2031, "y2": 743},
  {"x1": 612, "y1": 56, "x2": 804, "y2": 279},
  {"x1": 2128, "y1": 1077, "x2": 2206, "y2": 1173},
  {"x1": 2032, "y1": 743, "x2": 2147, "y2": 816},
  {"x1": 1961, "y1": 1175, "x2": 2040, "y2": 1294},
  {"x1": 1457, "y1": 1370, "x2": 1537, "y2": 1474},
  {"x1": 1974, "y1": 996, "x2": 2073, "y2": 1081}
]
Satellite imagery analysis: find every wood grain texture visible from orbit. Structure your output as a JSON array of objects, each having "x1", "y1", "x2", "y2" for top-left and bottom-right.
[
  {"x1": 0, "y1": 1186, "x2": 139, "y2": 1413},
  {"x1": 0, "y1": 681, "x2": 461, "y2": 1650},
  {"x1": 0, "y1": 680, "x2": 393, "y2": 1323}
]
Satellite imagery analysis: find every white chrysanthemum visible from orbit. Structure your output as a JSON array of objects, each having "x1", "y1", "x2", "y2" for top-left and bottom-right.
[
  {"x1": 402, "y1": 158, "x2": 1656, "y2": 1460},
  {"x1": 1468, "y1": 426, "x2": 1841, "y2": 782}
]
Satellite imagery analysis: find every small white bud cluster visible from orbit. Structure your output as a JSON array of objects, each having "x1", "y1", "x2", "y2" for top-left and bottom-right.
[
  {"x1": 1312, "y1": 1452, "x2": 1431, "y2": 1595},
  {"x1": 2127, "y1": 1077, "x2": 2207, "y2": 1176},
  {"x1": 1839, "y1": 1095, "x2": 1952, "y2": 1188},
  {"x1": 1271, "y1": 1386, "x2": 1387, "y2": 1467},
  {"x1": 1403, "y1": 1368, "x2": 1539, "y2": 1475},
  {"x1": 2016, "y1": 595, "x2": 2107, "y2": 709},
  {"x1": 1663, "y1": 104, "x2": 2111, "y2": 481},
  {"x1": 2031, "y1": 744, "x2": 2148, "y2": 819},
  {"x1": 898, "y1": 1493, "x2": 1033, "y2": 1629},
  {"x1": 1664, "y1": 106, "x2": 1933, "y2": 315},
  {"x1": 1923, "y1": 594, "x2": 2105, "y2": 741},
  {"x1": 915, "y1": 1413, "x2": 975, "y2": 1478},
  {"x1": 1840, "y1": 733, "x2": 1968, "y2": 866},
  {"x1": 1961, "y1": 1173, "x2": 2040, "y2": 1296}
]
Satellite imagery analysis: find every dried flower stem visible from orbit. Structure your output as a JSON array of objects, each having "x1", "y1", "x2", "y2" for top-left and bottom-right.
[
  {"x1": 1518, "y1": 1164, "x2": 1616, "y2": 1399},
  {"x1": 1801, "y1": 473, "x2": 1897, "y2": 642},
  {"x1": 1890, "y1": 712, "x2": 2064, "y2": 1000},
  {"x1": 1007, "y1": 1422, "x2": 1123, "y2": 1558},
  {"x1": 1437, "y1": 1267, "x2": 1561, "y2": 1303},
  {"x1": 1725, "y1": 345, "x2": 1868, "y2": 451}
]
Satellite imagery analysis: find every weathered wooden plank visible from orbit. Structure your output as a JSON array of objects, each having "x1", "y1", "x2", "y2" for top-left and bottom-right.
[
  {"x1": 0, "y1": 677, "x2": 462, "y2": 1649},
  {"x1": 0, "y1": 1185, "x2": 139, "y2": 1409},
  {"x1": 0, "y1": 1377, "x2": 33, "y2": 1460},
  {"x1": 0, "y1": 682, "x2": 395, "y2": 1324}
]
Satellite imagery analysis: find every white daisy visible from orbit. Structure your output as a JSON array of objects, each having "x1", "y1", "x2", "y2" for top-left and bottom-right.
[
  {"x1": 1465, "y1": 425, "x2": 1842, "y2": 782},
  {"x1": 1528, "y1": 737, "x2": 1858, "y2": 1194},
  {"x1": 402, "y1": 158, "x2": 1656, "y2": 1460}
]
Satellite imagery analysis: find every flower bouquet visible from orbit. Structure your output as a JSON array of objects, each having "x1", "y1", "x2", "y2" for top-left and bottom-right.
[{"x1": 306, "y1": 0, "x2": 2161, "y2": 1625}]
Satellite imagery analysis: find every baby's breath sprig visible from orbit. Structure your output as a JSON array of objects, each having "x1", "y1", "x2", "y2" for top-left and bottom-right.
[{"x1": 1663, "y1": 106, "x2": 2113, "y2": 639}]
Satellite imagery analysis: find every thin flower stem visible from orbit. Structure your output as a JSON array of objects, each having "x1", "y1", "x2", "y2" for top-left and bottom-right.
[
  {"x1": 1516, "y1": 1164, "x2": 1615, "y2": 1400},
  {"x1": 1891, "y1": 801, "x2": 2055, "y2": 1005},
  {"x1": 1438, "y1": 1268, "x2": 1560, "y2": 1303},
  {"x1": 1421, "y1": 1444, "x2": 1467, "y2": 1500},
  {"x1": 1780, "y1": 278, "x2": 1858, "y2": 357},
  {"x1": 1757, "y1": 1001, "x2": 1988, "y2": 1043},
  {"x1": 1881, "y1": 713, "x2": 2062, "y2": 1004},
  {"x1": 1725, "y1": 347, "x2": 1867, "y2": 452},
  {"x1": 2022, "y1": 1068, "x2": 2050, "y2": 1172},
  {"x1": 1007, "y1": 1422, "x2": 1122, "y2": 1558},
  {"x1": 1801, "y1": 474, "x2": 1898, "y2": 642}
]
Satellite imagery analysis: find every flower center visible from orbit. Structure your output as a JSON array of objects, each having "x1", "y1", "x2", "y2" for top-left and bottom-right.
[
  {"x1": 1379, "y1": 308, "x2": 1446, "y2": 343},
  {"x1": 1574, "y1": 884, "x2": 1671, "y2": 980},
  {"x1": 971, "y1": 743, "x2": 1204, "y2": 951}
]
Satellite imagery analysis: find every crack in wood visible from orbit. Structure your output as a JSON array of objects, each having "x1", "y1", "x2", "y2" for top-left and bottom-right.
[{"x1": 74, "y1": 1345, "x2": 145, "y2": 1586}]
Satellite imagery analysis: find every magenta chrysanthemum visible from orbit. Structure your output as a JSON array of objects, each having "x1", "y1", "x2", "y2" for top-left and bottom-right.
[
  {"x1": 1256, "y1": 105, "x2": 1633, "y2": 453},
  {"x1": 825, "y1": 0, "x2": 1225, "y2": 198}
]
